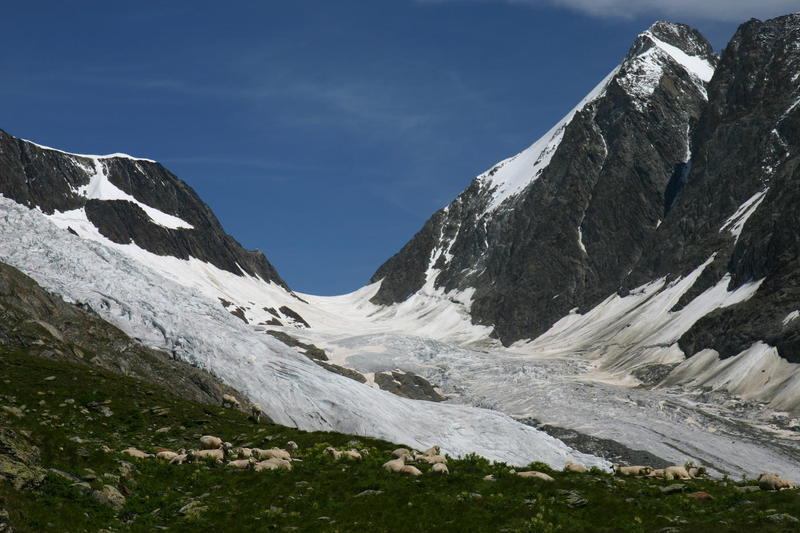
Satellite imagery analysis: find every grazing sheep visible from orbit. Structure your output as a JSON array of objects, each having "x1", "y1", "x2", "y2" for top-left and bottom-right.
[
  {"x1": 227, "y1": 458, "x2": 255, "y2": 469},
  {"x1": 688, "y1": 466, "x2": 708, "y2": 478},
  {"x1": 249, "y1": 403, "x2": 263, "y2": 423},
  {"x1": 231, "y1": 447, "x2": 253, "y2": 459},
  {"x1": 517, "y1": 471, "x2": 555, "y2": 482},
  {"x1": 156, "y1": 450, "x2": 180, "y2": 461},
  {"x1": 286, "y1": 441, "x2": 299, "y2": 451},
  {"x1": 192, "y1": 449, "x2": 226, "y2": 463},
  {"x1": 199, "y1": 435, "x2": 224, "y2": 450},
  {"x1": 399, "y1": 465, "x2": 423, "y2": 476},
  {"x1": 170, "y1": 453, "x2": 189, "y2": 465},
  {"x1": 483, "y1": 474, "x2": 496, "y2": 481},
  {"x1": 392, "y1": 448, "x2": 412, "y2": 459},
  {"x1": 564, "y1": 461, "x2": 587, "y2": 473},
  {"x1": 253, "y1": 448, "x2": 291, "y2": 461},
  {"x1": 341, "y1": 449, "x2": 362, "y2": 461},
  {"x1": 422, "y1": 446, "x2": 441, "y2": 457},
  {"x1": 431, "y1": 463, "x2": 449, "y2": 475},
  {"x1": 612, "y1": 464, "x2": 653, "y2": 477},
  {"x1": 222, "y1": 394, "x2": 241, "y2": 409},
  {"x1": 324, "y1": 447, "x2": 342, "y2": 460},
  {"x1": 422, "y1": 455, "x2": 448, "y2": 465},
  {"x1": 122, "y1": 447, "x2": 153, "y2": 459},
  {"x1": 757, "y1": 473, "x2": 796, "y2": 491},
  {"x1": 662, "y1": 466, "x2": 692, "y2": 481},
  {"x1": 254, "y1": 458, "x2": 292, "y2": 472},
  {"x1": 382, "y1": 457, "x2": 406, "y2": 473}
]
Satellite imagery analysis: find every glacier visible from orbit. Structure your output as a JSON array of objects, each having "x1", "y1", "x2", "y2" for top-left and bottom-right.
[{"x1": 0, "y1": 196, "x2": 607, "y2": 469}]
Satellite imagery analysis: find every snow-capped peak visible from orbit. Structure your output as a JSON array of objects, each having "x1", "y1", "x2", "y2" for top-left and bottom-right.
[{"x1": 21, "y1": 138, "x2": 157, "y2": 163}]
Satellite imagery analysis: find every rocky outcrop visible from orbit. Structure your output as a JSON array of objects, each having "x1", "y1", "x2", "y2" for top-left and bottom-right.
[
  {"x1": 624, "y1": 15, "x2": 800, "y2": 363},
  {"x1": 371, "y1": 21, "x2": 717, "y2": 345}
]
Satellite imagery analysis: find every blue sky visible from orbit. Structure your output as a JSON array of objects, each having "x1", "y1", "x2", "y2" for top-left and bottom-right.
[{"x1": 0, "y1": 1, "x2": 791, "y2": 294}]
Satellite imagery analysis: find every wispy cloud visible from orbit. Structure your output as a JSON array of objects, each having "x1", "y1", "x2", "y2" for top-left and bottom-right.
[{"x1": 418, "y1": 0, "x2": 800, "y2": 22}]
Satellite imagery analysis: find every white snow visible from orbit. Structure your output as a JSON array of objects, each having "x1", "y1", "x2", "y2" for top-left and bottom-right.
[
  {"x1": 644, "y1": 33, "x2": 714, "y2": 83},
  {"x1": 22, "y1": 138, "x2": 157, "y2": 163},
  {"x1": 719, "y1": 189, "x2": 768, "y2": 242},
  {"x1": 784, "y1": 311, "x2": 800, "y2": 326},
  {"x1": 478, "y1": 67, "x2": 619, "y2": 213}
]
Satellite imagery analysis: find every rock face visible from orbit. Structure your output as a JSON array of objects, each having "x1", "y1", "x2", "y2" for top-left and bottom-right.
[
  {"x1": 371, "y1": 21, "x2": 717, "y2": 344},
  {"x1": 370, "y1": 15, "x2": 800, "y2": 369},
  {"x1": 0, "y1": 132, "x2": 286, "y2": 288}
]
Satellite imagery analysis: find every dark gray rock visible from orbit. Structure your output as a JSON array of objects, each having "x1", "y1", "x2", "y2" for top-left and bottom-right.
[{"x1": 373, "y1": 371, "x2": 446, "y2": 402}]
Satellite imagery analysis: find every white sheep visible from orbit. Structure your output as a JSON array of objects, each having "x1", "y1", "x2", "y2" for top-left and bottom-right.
[
  {"x1": 688, "y1": 466, "x2": 708, "y2": 478},
  {"x1": 253, "y1": 448, "x2": 291, "y2": 461},
  {"x1": 757, "y1": 473, "x2": 797, "y2": 491},
  {"x1": 232, "y1": 447, "x2": 253, "y2": 459},
  {"x1": 199, "y1": 435, "x2": 224, "y2": 450},
  {"x1": 422, "y1": 445, "x2": 441, "y2": 457},
  {"x1": 227, "y1": 458, "x2": 255, "y2": 469},
  {"x1": 286, "y1": 441, "x2": 299, "y2": 451},
  {"x1": 399, "y1": 465, "x2": 423, "y2": 476},
  {"x1": 122, "y1": 447, "x2": 153, "y2": 459},
  {"x1": 169, "y1": 453, "x2": 189, "y2": 465},
  {"x1": 392, "y1": 448, "x2": 412, "y2": 459},
  {"x1": 222, "y1": 393, "x2": 241, "y2": 409},
  {"x1": 431, "y1": 463, "x2": 449, "y2": 475},
  {"x1": 254, "y1": 458, "x2": 292, "y2": 472},
  {"x1": 422, "y1": 455, "x2": 447, "y2": 465},
  {"x1": 324, "y1": 447, "x2": 342, "y2": 460},
  {"x1": 517, "y1": 471, "x2": 555, "y2": 482},
  {"x1": 382, "y1": 457, "x2": 406, "y2": 473},
  {"x1": 612, "y1": 464, "x2": 653, "y2": 477},
  {"x1": 156, "y1": 450, "x2": 180, "y2": 461},
  {"x1": 649, "y1": 468, "x2": 665, "y2": 478},
  {"x1": 564, "y1": 461, "x2": 587, "y2": 473},
  {"x1": 191, "y1": 449, "x2": 226, "y2": 463},
  {"x1": 662, "y1": 466, "x2": 691, "y2": 481}
]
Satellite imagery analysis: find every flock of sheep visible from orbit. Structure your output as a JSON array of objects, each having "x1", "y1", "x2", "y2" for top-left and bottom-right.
[
  {"x1": 121, "y1": 434, "x2": 298, "y2": 473},
  {"x1": 119, "y1": 431, "x2": 797, "y2": 492}
]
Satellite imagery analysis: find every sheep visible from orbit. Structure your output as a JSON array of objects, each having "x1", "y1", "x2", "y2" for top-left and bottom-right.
[
  {"x1": 227, "y1": 458, "x2": 255, "y2": 469},
  {"x1": 422, "y1": 445, "x2": 441, "y2": 457},
  {"x1": 431, "y1": 463, "x2": 449, "y2": 475},
  {"x1": 757, "y1": 473, "x2": 796, "y2": 491},
  {"x1": 324, "y1": 447, "x2": 342, "y2": 460},
  {"x1": 122, "y1": 447, "x2": 153, "y2": 459},
  {"x1": 688, "y1": 466, "x2": 708, "y2": 478},
  {"x1": 199, "y1": 435, "x2": 224, "y2": 450},
  {"x1": 254, "y1": 458, "x2": 292, "y2": 472},
  {"x1": 517, "y1": 471, "x2": 555, "y2": 482},
  {"x1": 156, "y1": 450, "x2": 181, "y2": 461},
  {"x1": 382, "y1": 457, "x2": 406, "y2": 473},
  {"x1": 191, "y1": 448, "x2": 226, "y2": 463},
  {"x1": 422, "y1": 455, "x2": 447, "y2": 465},
  {"x1": 392, "y1": 448, "x2": 412, "y2": 459},
  {"x1": 399, "y1": 465, "x2": 423, "y2": 476},
  {"x1": 341, "y1": 449, "x2": 362, "y2": 461},
  {"x1": 232, "y1": 447, "x2": 254, "y2": 459},
  {"x1": 612, "y1": 464, "x2": 653, "y2": 477},
  {"x1": 564, "y1": 461, "x2": 587, "y2": 473},
  {"x1": 662, "y1": 465, "x2": 692, "y2": 481},
  {"x1": 222, "y1": 393, "x2": 241, "y2": 409},
  {"x1": 649, "y1": 469, "x2": 665, "y2": 478},
  {"x1": 249, "y1": 403, "x2": 263, "y2": 423},
  {"x1": 169, "y1": 453, "x2": 189, "y2": 465},
  {"x1": 286, "y1": 441, "x2": 299, "y2": 451},
  {"x1": 253, "y1": 448, "x2": 291, "y2": 461}
]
